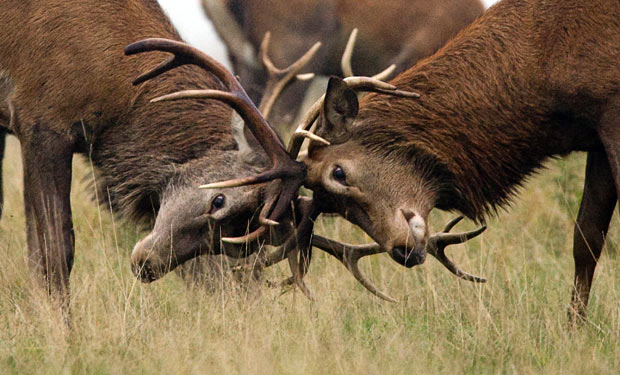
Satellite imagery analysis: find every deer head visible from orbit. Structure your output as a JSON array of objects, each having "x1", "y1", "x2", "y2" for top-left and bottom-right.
[
  {"x1": 305, "y1": 77, "x2": 436, "y2": 267},
  {"x1": 129, "y1": 143, "x2": 275, "y2": 282},
  {"x1": 125, "y1": 36, "x2": 320, "y2": 282}
]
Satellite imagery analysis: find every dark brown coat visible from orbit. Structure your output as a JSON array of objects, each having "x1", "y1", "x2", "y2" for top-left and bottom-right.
[
  {"x1": 0, "y1": 0, "x2": 270, "y2": 306},
  {"x1": 305, "y1": 0, "x2": 619, "y2": 320}
]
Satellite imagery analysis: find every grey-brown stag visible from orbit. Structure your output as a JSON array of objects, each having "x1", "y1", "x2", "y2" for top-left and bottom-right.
[{"x1": 0, "y1": 0, "x2": 316, "y2": 312}]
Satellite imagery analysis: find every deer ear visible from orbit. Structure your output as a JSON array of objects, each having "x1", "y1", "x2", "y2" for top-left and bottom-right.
[
  {"x1": 316, "y1": 76, "x2": 358, "y2": 143},
  {"x1": 231, "y1": 112, "x2": 267, "y2": 169}
]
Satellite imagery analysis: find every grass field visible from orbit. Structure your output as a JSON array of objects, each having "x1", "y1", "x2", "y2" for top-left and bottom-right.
[{"x1": 1, "y1": 134, "x2": 620, "y2": 374}]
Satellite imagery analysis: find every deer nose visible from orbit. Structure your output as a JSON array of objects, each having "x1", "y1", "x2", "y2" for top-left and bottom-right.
[
  {"x1": 131, "y1": 234, "x2": 163, "y2": 282},
  {"x1": 131, "y1": 259, "x2": 159, "y2": 283},
  {"x1": 390, "y1": 246, "x2": 426, "y2": 268},
  {"x1": 387, "y1": 209, "x2": 428, "y2": 268}
]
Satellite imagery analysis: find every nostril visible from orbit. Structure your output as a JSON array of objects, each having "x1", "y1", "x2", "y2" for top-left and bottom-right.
[{"x1": 401, "y1": 209, "x2": 416, "y2": 221}]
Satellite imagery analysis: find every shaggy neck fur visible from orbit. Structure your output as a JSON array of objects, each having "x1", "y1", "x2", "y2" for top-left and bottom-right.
[
  {"x1": 90, "y1": 69, "x2": 239, "y2": 222},
  {"x1": 83, "y1": 2, "x2": 240, "y2": 223},
  {"x1": 355, "y1": 0, "x2": 600, "y2": 221}
]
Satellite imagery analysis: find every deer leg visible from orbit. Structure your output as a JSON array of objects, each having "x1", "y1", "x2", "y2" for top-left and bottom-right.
[
  {"x1": 21, "y1": 131, "x2": 75, "y2": 312},
  {"x1": 569, "y1": 149, "x2": 617, "y2": 322}
]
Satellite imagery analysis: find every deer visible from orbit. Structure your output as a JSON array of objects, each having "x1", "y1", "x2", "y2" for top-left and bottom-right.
[
  {"x1": 147, "y1": 28, "x2": 487, "y2": 301},
  {"x1": 201, "y1": 0, "x2": 485, "y2": 131},
  {"x1": 196, "y1": 0, "x2": 619, "y2": 321},
  {"x1": 0, "y1": 0, "x2": 327, "y2": 312}
]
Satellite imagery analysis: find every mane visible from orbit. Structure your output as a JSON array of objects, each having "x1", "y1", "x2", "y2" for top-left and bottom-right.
[{"x1": 351, "y1": 2, "x2": 560, "y2": 222}]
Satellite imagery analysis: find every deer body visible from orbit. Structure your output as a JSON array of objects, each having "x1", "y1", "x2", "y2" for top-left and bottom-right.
[
  {"x1": 305, "y1": 0, "x2": 619, "y2": 318},
  {"x1": 0, "y1": 0, "x2": 272, "y2": 306}
]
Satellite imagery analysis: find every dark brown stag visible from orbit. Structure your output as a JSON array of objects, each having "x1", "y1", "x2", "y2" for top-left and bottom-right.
[
  {"x1": 202, "y1": 0, "x2": 485, "y2": 128},
  {"x1": 0, "y1": 0, "x2": 320, "y2": 310},
  {"x1": 206, "y1": 0, "x2": 620, "y2": 320}
]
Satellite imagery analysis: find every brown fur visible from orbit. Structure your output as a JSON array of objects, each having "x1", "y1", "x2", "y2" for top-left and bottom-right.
[
  {"x1": 1, "y1": 0, "x2": 237, "y2": 219},
  {"x1": 210, "y1": 0, "x2": 485, "y2": 126},
  {"x1": 356, "y1": 0, "x2": 615, "y2": 220},
  {"x1": 307, "y1": 0, "x2": 619, "y2": 320},
  {"x1": 0, "y1": 0, "x2": 270, "y2": 307}
]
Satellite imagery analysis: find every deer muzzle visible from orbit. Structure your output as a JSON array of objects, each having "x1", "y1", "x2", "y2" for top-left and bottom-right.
[
  {"x1": 389, "y1": 210, "x2": 428, "y2": 268},
  {"x1": 130, "y1": 234, "x2": 175, "y2": 283}
]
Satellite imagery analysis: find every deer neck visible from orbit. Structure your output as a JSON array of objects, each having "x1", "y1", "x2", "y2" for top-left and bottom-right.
[
  {"x1": 354, "y1": 0, "x2": 599, "y2": 221},
  {"x1": 89, "y1": 68, "x2": 238, "y2": 223}
]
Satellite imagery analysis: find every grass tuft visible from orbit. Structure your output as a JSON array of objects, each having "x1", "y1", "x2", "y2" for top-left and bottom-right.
[{"x1": 1, "y1": 136, "x2": 619, "y2": 374}]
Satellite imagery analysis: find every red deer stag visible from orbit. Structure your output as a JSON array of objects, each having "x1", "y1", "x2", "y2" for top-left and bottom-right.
[
  {"x1": 204, "y1": 0, "x2": 620, "y2": 320},
  {"x1": 201, "y1": 0, "x2": 485, "y2": 129},
  {"x1": 0, "y1": 0, "x2": 320, "y2": 310}
]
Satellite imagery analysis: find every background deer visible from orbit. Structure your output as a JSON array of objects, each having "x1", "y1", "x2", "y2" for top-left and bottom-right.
[
  {"x1": 213, "y1": 0, "x2": 619, "y2": 320},
  {"x1": 0, "y1": 0, "x2": 315, "y2": 310},
  {"x1": 202, "y1": 0, "x2": 485, "y2": 130}
]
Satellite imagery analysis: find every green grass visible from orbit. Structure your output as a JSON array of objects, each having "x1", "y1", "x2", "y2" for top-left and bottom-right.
[{"x1": 1, "y1": 135, "x2": 620, "y2": 374}]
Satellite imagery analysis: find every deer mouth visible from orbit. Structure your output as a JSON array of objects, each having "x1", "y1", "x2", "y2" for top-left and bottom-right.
[
  {"x1": 132, "y1": 260, "x2": 166, "y2": 283},
  {"x1": 131, "y1": 253, "x2": 184, "y2": 283},
  {"x1": 389, "y1": 246, "x2": 426, "y2": 268}
]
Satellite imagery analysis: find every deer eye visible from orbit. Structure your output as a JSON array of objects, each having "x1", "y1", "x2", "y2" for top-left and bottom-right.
[
  {"x1": 209, "y1": 194, "x2": 226, "y2": 213},
  {"x1": 332, "y1": 166, "x2": 347, "y2": 185}
]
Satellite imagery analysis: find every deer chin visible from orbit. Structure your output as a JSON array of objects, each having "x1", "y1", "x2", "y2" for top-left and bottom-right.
[{"x1": 389, "y1": 245, "x2": 427, "y2": 268}]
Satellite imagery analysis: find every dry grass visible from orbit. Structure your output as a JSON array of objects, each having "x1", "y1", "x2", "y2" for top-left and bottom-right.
[{"x1": 1, "y1": 134, "x2": 620, "y2": 374}]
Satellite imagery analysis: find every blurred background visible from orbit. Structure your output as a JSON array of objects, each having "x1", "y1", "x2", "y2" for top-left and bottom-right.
[{"x1": 157, "y1": 0, "x2": 501, "y2": 67}]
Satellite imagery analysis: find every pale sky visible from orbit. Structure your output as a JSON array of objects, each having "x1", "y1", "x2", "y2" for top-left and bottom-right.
[
  {"x1": 157, "y1": 0, "x2": 231, "y2": 67},
  {"x1": 157, "y1": 0, "x2": 501, "y2": 67},
  {"x1": 482, "y1": 0, "x2": 499, "y2": 7}
]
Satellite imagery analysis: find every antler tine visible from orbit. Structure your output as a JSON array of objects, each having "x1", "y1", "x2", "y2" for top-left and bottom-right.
[
  {"x1": 287, "y1": 77, "x2": 420, "y2": 158},
  {"x1": 130, "y1": 55, "x2": 182, "y2": 86},
  {"x1": 258, "y1": 32, "x2": 322, "y2": 118},
  {"x1": 287, "y1": 29, "x2": 420, "y2": 157},
  {"x1": 284, "y1": 247, "x2": 315, "y2": 300},
  {"x1": 341, "y1": 28, "x2": 358, "y2": 78},
  {"x1": 426, "y1": 217, "x2": 487, "y2": 283},
  {"x1": 217, "y1": 192, "x2": 277, "y2": 244},
  {"x1": 343, "y1": 77, "x2": 421, "y2": 98},
  {"x1": 264, "y1": 197, "x2": 319, "y2": 299},
  {"x1": 125, "y1": 38, "x2": 238, "y2": 89},
  {"x1": 372, "y1": 64, "x2": 397, "y2": 81},
  {"x1": 312, "y1": 235, "x2": 397, "y2": 302}
]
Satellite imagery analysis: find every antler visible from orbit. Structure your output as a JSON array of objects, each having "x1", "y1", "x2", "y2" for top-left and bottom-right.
[
  {"x1": 256, "y1": 29, "x2": 421, "y2": 298},
  {"x1": 287, "y1": 28, "x2": 419, "y2": 157},
  {"x1": 257, "y1": 32, "x2": 321, "y2": 118},
  {"x1": 310, "y1": 216, "x2": 487, "y2": 301},
  {"x1": 125, "y1": 38, "x2": 309, "y2": 244},
  {"x1": 311, "y1": 235, "x2": 397, "y2": 302},
  {"x1": 426, "y1": 216, "x2": 487, "y2": 282},
  {"x1": 255, "y1": 196, "x2": 319, "y2": 300}
]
